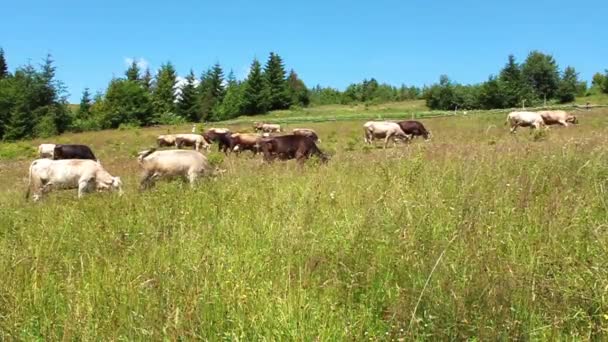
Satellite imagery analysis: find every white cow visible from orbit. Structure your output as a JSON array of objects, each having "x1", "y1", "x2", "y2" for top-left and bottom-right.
[
  {"x1": 137, "y1": 149, "x2": 213, "y2": 189},
  {"x1": 363, "y1": 121, "x2": 411, "y2": 148},
  {"x1": 506, "y1": 111, "x2": 546, "y2": 133},
  {"x1": 254, "y1": 122, "x2": 282, "y2": 133},
  {"x1": 174, "y1": 134, "x2": 210, "y2": 151},
  {"x1": 37, "y1": 143, "x2": 56, "y2": 158},
  {"x1": 26, "y1": 159, "x2": 123, "y2": 201}
]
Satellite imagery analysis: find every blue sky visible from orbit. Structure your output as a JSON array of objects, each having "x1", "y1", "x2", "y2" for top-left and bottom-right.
[{"x1": 1, "y1": 0, "x2": 606, "y2": 102}]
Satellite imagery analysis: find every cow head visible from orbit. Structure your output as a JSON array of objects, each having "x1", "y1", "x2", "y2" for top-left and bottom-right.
[
  {"x1": 566, "y1": 115, "x2": 578, "y2": 124},
  {"x1": 96, "y1": 175, "x2": 123, "y2": 195}
]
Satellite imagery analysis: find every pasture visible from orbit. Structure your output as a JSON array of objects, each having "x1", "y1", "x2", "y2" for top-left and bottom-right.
[{"x1": 1, "y1": 109, "x2": 608, "y2": 339}]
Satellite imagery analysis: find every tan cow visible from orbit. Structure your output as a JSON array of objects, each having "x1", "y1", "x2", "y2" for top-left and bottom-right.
[
  {"x1": 363, "y1": 121, "x2": 411, "y2": 148},
  {"x1": 157, "y1": 134, "x2": 177, "y2": 147},
  {"x1": 174, "y1": 134, "x2": 210, "y2": 151},
  {"x1": 37, "y1": 143, "x2": 56, "y2": 158},
  {"x1": 254, "y1": 122, "x2": 282, "y2": 133},
  {"x1": 26, "y1": 159, "x2": 123, "y2": 201},
  {"x1": 137, "y1": 149, "x2": 213, "y2": 189},
  {"x1": 230, "y1": 133, "x2": 264, "y2": 155},
  {"x1": 537, "y1": 110, "x2": 578, "y2": 127},
  {"x1": 506, "y1": 111, "x2": 546, "y2": 133}
]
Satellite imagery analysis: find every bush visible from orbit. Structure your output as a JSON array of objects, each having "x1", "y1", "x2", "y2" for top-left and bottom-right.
[
  {"x1": 0, "y1": 142, "x2": 36, "y2": 160},
  {"x1": 33, "y1": 115, "x2": 58, "y2": 138}
]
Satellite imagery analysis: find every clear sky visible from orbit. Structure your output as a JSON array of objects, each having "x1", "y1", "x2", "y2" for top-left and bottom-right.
[{"x1": 1, "y1": 0, "x2": 606, "y2": 102}]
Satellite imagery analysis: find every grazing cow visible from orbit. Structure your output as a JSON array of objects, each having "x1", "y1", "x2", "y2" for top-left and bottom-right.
[
  {"x1": 53, "y1": 144, "x2": 97, "y2": 161},
  {"x1": 174, "y1": 134, "x2": 209, "y2": 151},
  {"x1": 25, "y1": 159, "x2": 122, "y2": 201},
  {"x1": 157, "y1": 134, "x2": 177, "y2": 147},
  {"x1": 253, "y1": 122, "x2": 282, "y2": 133},
  {"x1": 292, "y1": 128, "x2": 320, "y2": 142},
  {"x1": 230, "y1": 133, "x2": 263, "y2": 155},
  {"x1": 259, "y1": 134, "x2": 328, "y2": 164},
  {"x1": 506, "y1": 111, "x2": 546, "y2": 133},
  {"x1": 538, "y1": 110, "x2": 578, "y2": 127},
  {"x1": 397, "y1": 120, "x2": 431, "y2": 140},
  {"x1": 363, "y1": 121, "x2": 411, "y2": 148},
  {"x1": 37, "y1": 144, "x2": 56, "y2": 158},
  {"x1": 137, "y1": 149, "x2": 212, "y2": 189},
  {"x1": 203, "y1": 128, "x2": 233, "y2": 154}
]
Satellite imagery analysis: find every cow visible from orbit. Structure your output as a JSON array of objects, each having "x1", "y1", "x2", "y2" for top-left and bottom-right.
[
  {"x1": 396, "y1": 120, "x2": 431, "y2": 140},
  {"x1": 230, "y1": 133, "x2": 264, "y2": 155},
  {"x1": 537, "y1": 110, "x2": 578, "y2": 127},
  {"x1": 506, "y1": 111, "x2": 546, "y2": 133},
  {"x1": 25, "y1": 159, "x2": 122, "y2": 201},
  {"x1": 174, "y1": 134, "x2": 209, "y2": 151},
  {"x1": 203, "y1": 128, "x2": 233, "y2": 154},
  {"x1": 137, "y1": 149, "x2": 212, "y2": 189},
  {"x1": 157, "y1": 134, "x2": 177, "y2": 147},
  {"x1": 37, "y1": 144, "x2": 56, "y2": 158},
  {"x1": 53, "y1": 144, "x2": 97, "y2": 161},
  {"x1": 259, "y1": 134, "x2": 328, "y2": 164},
  {"x1": 363, "y1": 121, "x2": 411, "y2": 148},
  {"x1": 292, "y1": 128, "x2": 320, "y2": 142},
  {"x1": 253, "y1": 122, "x2": 282, "y2": 133}
]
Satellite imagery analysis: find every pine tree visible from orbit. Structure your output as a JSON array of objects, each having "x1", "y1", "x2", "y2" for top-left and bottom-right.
[
  {"x1": 0, "y1": 48, "x2": 8, "y2": 79},
  {"x1": 241, "y1": 58, "x2": 269, "y2": 115},
  {"x1": 152, "y1": 62, "x2": 177, "y2": 122},
  {"x1": 217, "y1": 71, "x2": 243, "y2": 120},
  {"x1": 77, "y1": 88, "x2": 93, "y2": 119},
  {"x1": 498, "y1": 55, "x2": 534, "y2": 107},
  {"x1": 286, "y1": 69, "x2": 309, "y2": 107},
  {"x1": 177, "y1": 70, "x2": 200, "y2": 122},
  {"x1": 557, "y1": 66, "x2": 579, "y2": 103},
  {"x1": 125, "y1": 60, "x2": 141, "y2": 81},
  {"x1": 263, "y1": 52, "x2": 290, "y2": 110},
  {"x1": 521, "y1": 51, "x2": 560, "y2": 101},
  {"x1": 102, "y1": 78, "x2": 152, "y2": 128},
  {"x1": 141, "y1": 67, "x2": 153, "y2": 92}
]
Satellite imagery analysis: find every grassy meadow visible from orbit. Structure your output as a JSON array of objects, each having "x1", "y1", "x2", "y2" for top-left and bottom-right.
[{"x1": 1, "y1": 108, "x2": 608, "y2": 339}]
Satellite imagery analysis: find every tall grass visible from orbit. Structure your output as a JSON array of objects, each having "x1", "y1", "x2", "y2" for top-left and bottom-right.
[{"x1": 1, "y1": 110, "x2": 608, "y2": 339}]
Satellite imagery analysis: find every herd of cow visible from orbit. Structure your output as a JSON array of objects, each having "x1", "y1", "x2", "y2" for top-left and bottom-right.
[{"x1": 23, "y1": 110, "x2": 577, "y2": 201}]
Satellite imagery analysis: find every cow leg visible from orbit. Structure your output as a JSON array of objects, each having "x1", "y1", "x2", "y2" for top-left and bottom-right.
[
  {"x1": 510, "y1": 124, "x2": 517, "y2": 134},
  {"x1": 140, "y1": 172, "x2": 156, "y2": 190},
  {"x1": 78, "y1": 178, "x2": 94, "y2": 198},
  {"x1": 187, "y1": 171, "x2": 198, "y2": 188},
  {"x1": 384, "y1": 135, "x2": 392, "y2": 149},
  {"x1": 559, "y1": 120, "x2": 568, "y2": 127}
]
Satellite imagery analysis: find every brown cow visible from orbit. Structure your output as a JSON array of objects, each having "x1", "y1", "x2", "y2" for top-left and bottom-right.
[
  {"x1": 230, "y1": 133, "x2": 263, "y2": 155},
  {"x1": 396, "y1": 120, "x2": 431, "y2": 140},
  {"x1": 537, "y1": 110, "x2": 578, "y2": 126},
  {"x1": 259, "y1": 134, "x2": 328, "y2": 164},
  {"x1": 203, "y1": 128, "x2": 233, "y2": 154}
]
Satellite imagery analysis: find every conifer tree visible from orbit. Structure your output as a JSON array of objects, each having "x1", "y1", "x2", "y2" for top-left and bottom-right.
[
  {"x1": 125, "y1": 60, "x2": 141, "y2": 81},
  {"x1": 77, "y1": 88, "x2": 93, "y2": 119},
  {"x1": 263, "y1": 52, "x2": 290, "y2": 110},
  {"x1": 217, "y1": 70, "x2": 243, "y2": 120},
  {"x1": 177, "y1": 70, "x2": 200, "y2": 122},
  {"x1": 241, "y1": 58, "x2": 269, "y2": 115},
  {"x1": 141, "y1": 67, "x2": 153, "y2": 91},
  {"x1": 521, "y1": 51, "x2": 560, "y2": 101},
  {"x1": 286, "y1": 69, "x2": 309, "y2": 107},
  {"x1": 557, "y1": 66, "x2": 579, "y2": 103},
  {"x1": 0, "y1": 48, "x2": 8, "y2": 79},
  {"x1": 152, "y1": 62, "x2": 177, "y2": 121}
]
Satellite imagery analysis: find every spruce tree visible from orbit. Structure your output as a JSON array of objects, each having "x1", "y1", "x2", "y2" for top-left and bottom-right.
[
  {"x1": 263, "y1": 52, "x2": 290, "y2": 110},
  {"x1": 77, "y1": 88, "x2": 93, "y2": 119},
  {"x1": 125, "y1": 60, "x2": 141, "y2": 81},
  {"x1": 177, "y1": 70, "x2": 200, "y2": 122},
  {"x1": 217, "y1": 70, "x2": 243, "y2": 120},
  {"x1": 557, "y1": 66, "x2": 579, "y2": 103},
  {"x1": 241, "y1": 58, "x2": 269, "y2": 115},
  {"x1": 152, "y1": 62, "x2": 177, "y2": 122},
  {"x1": 141, "y1": 67, "x2": 153, "y2": 91},
  {"x1": 0, "y1": 48, "x2": 8, "y2": 79}
]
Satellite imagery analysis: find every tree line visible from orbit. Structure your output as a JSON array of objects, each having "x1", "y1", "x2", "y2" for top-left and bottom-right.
[
  {"x1": 0, "y1": 47, "x2": 607, "y2": 141},
  {"x1": 424, "y1": 51, "x2": 608, "y2": 110}
]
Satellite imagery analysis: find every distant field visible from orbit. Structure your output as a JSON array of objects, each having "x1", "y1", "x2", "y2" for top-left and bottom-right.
[{"x1": 1, "y1": 109, "x2": 608, "y2": 339}]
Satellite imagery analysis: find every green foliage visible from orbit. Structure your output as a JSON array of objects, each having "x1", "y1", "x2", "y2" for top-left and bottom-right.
[
  {"x1": 77, "y1": 87, "x2": 92, "y2": 120},
  {"x1": 557, "y1": 66, "x2": 579, "y2": 103},
  {"x1": 286, "y1": 69, "x2": 310, "y2": 107},
  {"x1": 152, "y1": 62, "x2": 177, "y2": 122},
  {"x1": 216, "y1": 76, "x2": 243, "y2": 121},
  {"x1": 310, "y1": 86, "x2": 343, "y2": 105},
  {"x1": 263, "y1": 52, "x2": 290, "y2": 110},
  {"x1": 176, "y1": 70, "x2": 200, "y2": 122},
  {"x1": 125, "y1": 60, "x2": 141, "y2": 81},
  {"x1": 521, "y1": 51, "x2": 560, "y2": 100},
  {"x1": 0, "y1": 141, "x2": 36, "y2": 159},
  {"x1": 198, "y1": 63, "x2": 225, "y2": 121},
  {"x1": 499, "y1": 55, "x2": 536, "y2": 107},
  {"x1": 141, "y1": 67, "x2": 153, "y2": 92},
  {"x1": 101, "y1": 79, "x2": 153, "y2": 128},
  {"x1": 604, "y1": 70, "x2": 608, "y2": 94},
  {"x1": 241, "y1": 58, "x2": 269, "y2": 115}
]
